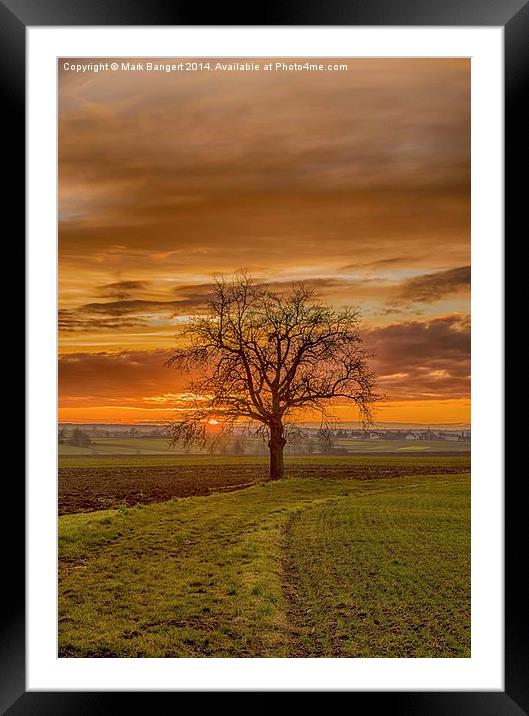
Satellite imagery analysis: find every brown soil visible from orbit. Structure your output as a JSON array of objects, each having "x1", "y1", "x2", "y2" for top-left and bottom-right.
[{"x1": 58, "y1": 461, "x2": 470, "y2": 516}]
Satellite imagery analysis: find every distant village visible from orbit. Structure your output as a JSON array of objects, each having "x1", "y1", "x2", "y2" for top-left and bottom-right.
[{"x1": 319, "y1": 427, "x2": 471, "y2": 442}]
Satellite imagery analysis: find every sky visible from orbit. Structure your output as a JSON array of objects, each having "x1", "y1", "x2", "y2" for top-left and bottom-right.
[{"x1": 58, "y1": 58, "x2": 470, "y2": 425}]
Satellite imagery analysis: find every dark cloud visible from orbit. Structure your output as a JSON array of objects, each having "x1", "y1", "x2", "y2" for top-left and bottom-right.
[
  {"x1": 366, "y1": 314, "x2": 470, "y2": 400},
  {"x1": 59, "y1": 294, "x2": 209, "y2": 332},
  {"x1": 171, "y1": 277, "x2": 346, "y2": 298},
  {"x1": 98, "y1": 280, "x2": 150, "y2": 300},
  {"x1": 396, "y1": 266, "x2": 470, "y2": 304},
  {"x1": 59, "y1": 309, "x2": 147, "y2": 332},
  {"x1": 82, "y1": 299, "x2": 184, "y2": 317},
  {"x1": 340, "y1": 257, "x2": 410, "y2": 272},
  {"x1": 59, "y1": 349, "x2": 181, "y2": 405}
]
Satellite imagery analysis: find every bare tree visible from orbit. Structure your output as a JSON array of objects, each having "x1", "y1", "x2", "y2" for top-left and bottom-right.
[{"x1": 166, "y1": 274, "x2": 379, "y2": 480}]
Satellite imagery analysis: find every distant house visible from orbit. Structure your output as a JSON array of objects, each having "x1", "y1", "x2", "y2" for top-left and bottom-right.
[
  {"x1": 384, "y1": 430, "x2": 409, "y2": 440},
  {"x1": 421, "y1": 427, "x2": 437, "y2": 440}
]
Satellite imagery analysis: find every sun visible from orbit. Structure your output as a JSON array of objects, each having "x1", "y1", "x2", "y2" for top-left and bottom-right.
[{"x1": 207, "y1": 418, "x2": 219, "y2": 426}]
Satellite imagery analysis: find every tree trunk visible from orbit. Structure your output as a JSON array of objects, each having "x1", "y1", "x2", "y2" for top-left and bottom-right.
[{"x1": 268, "y1": 423, "x2": 286, "y2": 481}]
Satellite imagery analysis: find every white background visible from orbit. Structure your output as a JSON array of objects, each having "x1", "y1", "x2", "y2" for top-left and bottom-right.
[{"x1": 27, "y1": 27, "x2": 503, "y2": 691}]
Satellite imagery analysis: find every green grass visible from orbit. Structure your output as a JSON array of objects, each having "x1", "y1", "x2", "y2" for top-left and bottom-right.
[
  {"x1": 283, "y1": 479, "x2": 470, "y2": 657},
  {"x1": 59, "y1": 471, "x2": 470, "y2": 658}
]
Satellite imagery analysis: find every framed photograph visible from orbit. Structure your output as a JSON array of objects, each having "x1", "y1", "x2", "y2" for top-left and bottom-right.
[{"x1": 8, "y1": 0, "x2": 521, "y2": 710}]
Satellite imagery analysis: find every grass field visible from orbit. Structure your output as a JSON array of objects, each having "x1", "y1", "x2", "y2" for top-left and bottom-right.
[
  {"x1": 59, "y1": 436, "x2": 470, "y2": 466},
  {"x1": 59, "y1": 460, "x2": 470, "y2": 658}
]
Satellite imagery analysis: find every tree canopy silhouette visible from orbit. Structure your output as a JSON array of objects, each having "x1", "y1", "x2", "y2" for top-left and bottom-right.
[{"x1": 166, "y1": 274, "x2": 379, "y2": 480}]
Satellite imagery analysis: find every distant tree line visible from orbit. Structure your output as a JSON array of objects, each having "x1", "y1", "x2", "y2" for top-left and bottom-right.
[{"x1": 58, "y1": 428, "x2": 92, "y2": 447}]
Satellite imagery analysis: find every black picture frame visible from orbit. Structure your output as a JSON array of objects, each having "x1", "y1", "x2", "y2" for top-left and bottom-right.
[{"x1": 6, "y1": 0, "x2": 521, "y2": 710}]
